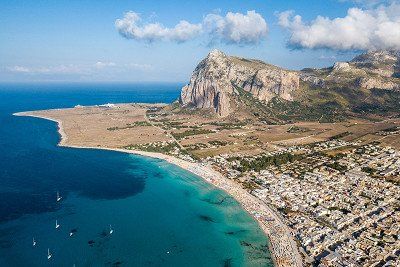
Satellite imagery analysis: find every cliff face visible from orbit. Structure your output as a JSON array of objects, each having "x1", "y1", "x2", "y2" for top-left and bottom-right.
[{"x1": 180, "y1": 50, "x2": 299, "y2": 116}]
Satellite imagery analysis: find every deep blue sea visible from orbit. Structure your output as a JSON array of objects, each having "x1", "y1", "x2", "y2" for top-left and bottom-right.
[{"x1": 0, "y1": 83, "x2": 272, "y2": 266}]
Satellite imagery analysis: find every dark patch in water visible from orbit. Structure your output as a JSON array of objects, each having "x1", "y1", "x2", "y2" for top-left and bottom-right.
[
  {"x1": 244, "y1": 242, "x2": 272, "y2": 261},
  {"x1": 112, "y1": 261, "x2": 123, "y2": 266},
  {"x1": 183, "y1": 190, "x2": 191, "y2": 197},
  {"x1": 70, "y1": 228, "x2": 78, "y2": 233},
  {"x1": 0, "y1": 239, "x2": 12, "y2": 249},
  {"x1": 0, "y1": 132, "x2": 147, "y2": 223},
  {"x1": 88, "y1": 240, "x2": 95, "y2": 246},
  {"x1": 225, "y1": 229, "x2": 246, "y2": 236},
  {"x1": 223, "y1": 258, "x2": 233, "y2": 267},
  {"x1": 0, "y1": 225, "x2": 19, "y2": 248},
  {"x1": 100, "y1": 230, "x2": 108, "y2": 237},
  {"x1": 198, "y1": 215, "x2": 215, "y2": 223},
  {"x1": 240, "y1": 240, "x2": 254, "y2": 248},
  {"x1": 0, "y1": 191, "x2": 62, "y2": 222},
  {"x1": 152, "y1": 171, "x2": 163, "y2": 179},
  {"x1": 201, "y1": 195, "x2": 231, "y2": 205}
]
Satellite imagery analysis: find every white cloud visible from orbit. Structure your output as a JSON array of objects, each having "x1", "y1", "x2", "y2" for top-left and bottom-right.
[
  {"x1": 126, "y1": 63, "x2": 152, "y2": 70},
  {"x1": 339, "y1": 0, "x2": 394, "y2": 7},
  {"x1": 203, "y1": 11, "x2": 268, "y2": 45},
  {"x1": 278, "y1": 3, "x2": 400, "y2": 51},
  {"x1": 6, "y1": 61, "x2": 152, "y2": 75},
  {"x1": 94, "y1": 61, "x2": 116, "y2": 69},
  {"x1": 115, "y1": 10, "x2": 268, "y2": 45},
  {"x1": 319, "y1": 55, "x2": 337, "y2": 60},
  {"x1": 115, "y1": 11, "x2": 202, "y2": 43},
  {"x1": 6, "y1": 65, "x2": 86, "y2": 74},
  {"x1": 7, "y1": 66, "x2": 30, "y2": 73}
]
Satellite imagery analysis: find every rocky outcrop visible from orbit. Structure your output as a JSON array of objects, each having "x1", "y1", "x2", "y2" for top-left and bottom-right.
[
  {"x1": 299, "y1": 72, "x2": 326, "y2": 88},
  {"x1": 351, "y1": 50, "x2": 400, "y2": 78},
  {"x1": 300, "y1": 50, "x2": 400, "y2": 91},
  {"x1": 180, "y1": 50, "x2": 299, "y2": 116},
  {"x1": 332, "y1": 62, "x2": 351, "y2": 72},
  {"x1": 356, "y1": 77, "x2": 400, "y2": 90}
]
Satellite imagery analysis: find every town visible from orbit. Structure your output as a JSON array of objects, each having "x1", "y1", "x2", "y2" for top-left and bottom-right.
[{"x1": 211, "y1": 139, "x2": 400, "y2": 266}]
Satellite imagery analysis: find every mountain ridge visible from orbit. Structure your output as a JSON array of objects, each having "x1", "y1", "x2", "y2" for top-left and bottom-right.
[
  {"x1": 179, "y1": 49, "x2": 299, "y2": 116},
  {"x1": 179, "y1": 49, "x2": 400, "y2": 121}
]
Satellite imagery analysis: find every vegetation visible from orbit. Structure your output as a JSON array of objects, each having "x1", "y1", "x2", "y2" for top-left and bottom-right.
[
  {"x1": 161, "y1": 121, "x2": 196, "y2": 130},
  {"x1": 361, "y1": 166, "x2": 377, "y2": 175},
  {"x1": 184, "y1": 142, "x2": 208, "y2": 151},
  {"x1": 208, "y1": 140, "x2": 228, "y2": 146},
  {"x1": 241, "y1": 181, "x2": 260, "y2": 190},
  {"x1": 379, "y1": 126, "x2": 400, "y2": 134},
  {"x1": 325, "y1": 161, "x2": 347, "y2": 172},
  {"x1": 328, "y1": 132, "x2": 352, "y2": 140},
  {"x1": 171, "y1": 129, "x2": 214, "y2": 140},
  {"x1": 352, "y1": 89, "x2": 400, "y2": 114},
  {"x1": 124, "y1": 142, "x2": 180, "y2": 154},
  {"x1": 107, "y1": 121, "x2": 151, "y2": 131},
  {"x1": 208, "y1": 121, "x2": 246, "y2": 130},
  {"x1": 287, "y1": 126, "x2": 310, "y2": 133},
  {"x1": 234, "y1": 85, "x2": 348, "y2": 124},
  {"x1": 230, "y1": 153, "x2": 304, "y2": 172},
  {"x1": 329, "y1": 153, "x2": 346, "y2": 160}
]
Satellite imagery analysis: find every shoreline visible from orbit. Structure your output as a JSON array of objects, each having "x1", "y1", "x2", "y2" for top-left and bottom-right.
[{"x1": 14, "y1": 111, "x2": 303, "y2": 267}]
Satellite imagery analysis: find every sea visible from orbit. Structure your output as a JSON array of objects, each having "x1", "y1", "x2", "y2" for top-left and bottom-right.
[{"x1": 0, "y1": 83, "x2": 273, "y2": 267}]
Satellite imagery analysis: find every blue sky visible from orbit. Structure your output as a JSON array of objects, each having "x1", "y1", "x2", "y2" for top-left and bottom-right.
[{"x1": 0, "y1": 0, "x2": 398, "y2": 82}]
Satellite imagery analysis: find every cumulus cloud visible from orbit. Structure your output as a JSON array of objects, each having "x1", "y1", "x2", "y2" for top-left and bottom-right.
[
  {"x1": 115, "y1": 11, "x2": 202, "y2": 43},
  {"x1": 203, "y1": 11, "x2": 268, "y2": 45},
  {"x1": 115, "y1": 10, "x2": 268, "y2": 45},
  {"x1": 278, "y1": 3, "x2": 400, "y2": 51}
]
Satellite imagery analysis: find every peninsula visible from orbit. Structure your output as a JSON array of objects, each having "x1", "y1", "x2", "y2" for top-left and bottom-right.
[{"x1": 15, "y1": 50, "x2": 400, "y2": 267}]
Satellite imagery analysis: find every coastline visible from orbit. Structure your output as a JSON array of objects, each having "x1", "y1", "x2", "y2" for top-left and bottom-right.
[{"x1": 14, "y1": 111, "x2": 303, "y2": 267}]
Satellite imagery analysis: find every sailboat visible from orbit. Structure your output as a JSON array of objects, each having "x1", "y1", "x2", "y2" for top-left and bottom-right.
[
  {"x1": 109, "y1": 224, "x2": 113, "y2": 235},
  {"x1": 56, "y1": 191, "x2": 62, "y2": 202},
  {"x1": 32, "y1": 237, "x2": 36, "y2": 247},
  {"x1": 47, "y1": 248, "x2": 52, "y2": 260},
  {"x1": 55, "y1": 220, "x2": 60, "y2": 229}
]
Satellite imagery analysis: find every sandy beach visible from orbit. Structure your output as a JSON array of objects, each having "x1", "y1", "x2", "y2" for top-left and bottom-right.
[{"x1": 14, "y1": 110, "x2": 304, "y2": 267}]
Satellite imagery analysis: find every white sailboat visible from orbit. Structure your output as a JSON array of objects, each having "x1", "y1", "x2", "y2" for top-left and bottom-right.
[
  {"x1": 69, "y1": 231, "x2": 74, "y2": 237},
  {"x1": 47, "y1": 248, "x2": 52, "y2": 260},
  {"x1": 56, "y1": 191, "x2": 62, "y2": 202},
  {"x1": 109, "y1": 224, "x2": 113, "y2": 235},
  {"x1": 32, "y1": 237, "x2": 36, "y2": 247},
  {"x1": 55, "y1": 220, "x2": 60, "y2": 229}
]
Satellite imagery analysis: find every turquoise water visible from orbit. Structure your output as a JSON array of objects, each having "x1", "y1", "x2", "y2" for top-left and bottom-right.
[{"x1": 0, "y1": 83, "x2": 272, "y2": 266}]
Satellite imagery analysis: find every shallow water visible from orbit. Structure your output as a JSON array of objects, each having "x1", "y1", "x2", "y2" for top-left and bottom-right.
[{"x1": 0, "y1": 83, "x2": 273, "y2": 266}]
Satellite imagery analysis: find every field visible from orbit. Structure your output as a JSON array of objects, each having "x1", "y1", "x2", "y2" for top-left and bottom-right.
[{"x1": 18, "y1": 104, "x2": 400, "y2": 157}]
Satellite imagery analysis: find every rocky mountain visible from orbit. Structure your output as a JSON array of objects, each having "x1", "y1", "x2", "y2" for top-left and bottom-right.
[
  {"x1": 301, "y1": 50, "x2": 400, "y2": 91},
  {"x1": 179, "y1": 50, "x2": 299, "y2": 117},
  {"x1": 179, "y1": 50, "x2": 400, "y2": 121}
]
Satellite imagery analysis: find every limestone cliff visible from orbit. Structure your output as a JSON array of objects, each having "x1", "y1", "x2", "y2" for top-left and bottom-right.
[{"x1": 180, "y1": 50, "x2": 299, "y2": 117}]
